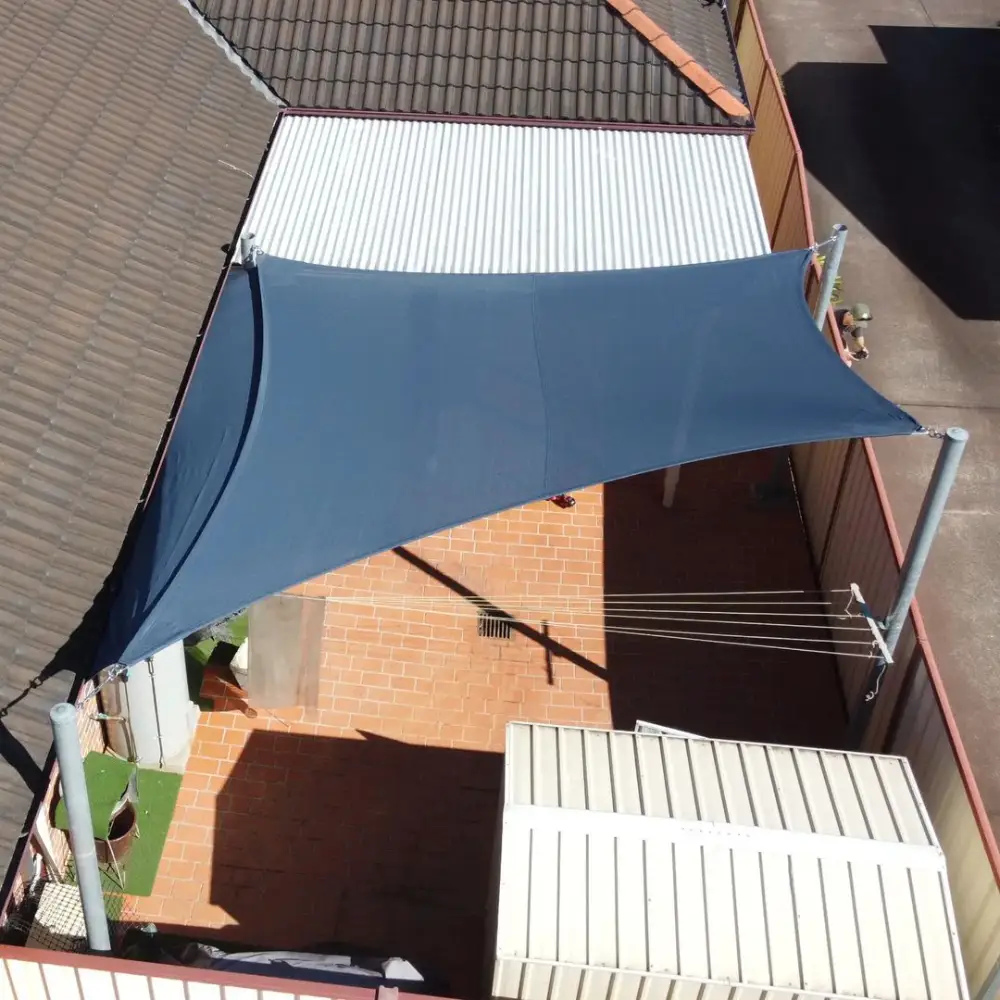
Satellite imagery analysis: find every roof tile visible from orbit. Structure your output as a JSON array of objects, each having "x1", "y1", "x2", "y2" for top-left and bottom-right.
[
  {"x1": 607, "y1": 0, "x2": 749, "y2": 117},
  {"x1": 192, "y1": 0, "x2": 749, "y2": 126},
  {"x1": 0, "y1": 0, "x2": 276, "y2": 881}
]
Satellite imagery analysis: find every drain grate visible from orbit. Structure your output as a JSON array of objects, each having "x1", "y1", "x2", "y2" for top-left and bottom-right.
[{"x1": 477, "y1": 610, "x2": 513, "y2": 640}]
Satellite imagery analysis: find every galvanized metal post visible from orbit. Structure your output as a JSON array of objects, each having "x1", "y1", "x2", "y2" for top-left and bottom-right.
[
  {"x1": 883, "y1": 428, "x2": 968, "y2": 652},
  {"x1": 50, "y1": 703, "x2": 111, "y2": 953},
  {"x1": 813, "y1": 224, "x2": 847, "y2": 328},
  {"x1": 846, "y1": 428, "x2": 968, "y2": 749}
]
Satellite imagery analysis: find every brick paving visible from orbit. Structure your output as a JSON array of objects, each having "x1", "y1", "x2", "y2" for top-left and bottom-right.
[
  {"x1": 130, "y1": 453, "x2": 845, "y2": 998},
  {"x1": 131, "y1": 487, "x2": 610, "y2": 998}
]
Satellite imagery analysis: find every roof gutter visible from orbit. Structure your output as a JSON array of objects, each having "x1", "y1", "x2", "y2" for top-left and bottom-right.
[{"x1": 280, "y1": 106, "x2": 754, "y2": 136}]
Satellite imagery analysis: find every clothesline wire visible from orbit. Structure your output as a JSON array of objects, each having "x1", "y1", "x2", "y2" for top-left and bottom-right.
[
  {"x1": 550, "y1": 612, "x2": 867, "y2": 632},
  {"x1": 333, "y1": 598, "x2": 857, "y2": 618},
  {"x1": 341, "y1": 611, "x2": 876, "y2": 658},
  {"x1": 323, "y1": 595, "x2": 878, "y2": 656},
  {"x1": 341, "y1": 609, "x2": 871, "y2": 646},
  {"x1": 589, "y1": 628, "x2": 875, "y2": 658},
  {"x1": 331, "y1": 597, "x2": 844, "y2": 608},
  {"x1": 343, "y1": 588, "x2": 850, "y2": 599},
  {"x1": 561, "y1": 621, "x2": 869, "y2": 645},
  {"x1": 329, "y1": 597, "x2": 870, "y2": 633}
]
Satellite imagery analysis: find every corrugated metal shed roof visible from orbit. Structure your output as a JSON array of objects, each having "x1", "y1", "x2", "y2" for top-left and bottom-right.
[
  {"x1": 243, "y1": 114, "x2": 769, "y2": 272},
  {"x1": 189, "y1": 0, "x2": 748, "y2": 127},
  {"x1": 494, "y1": 723, "x2": 968, "y2": 1000}
]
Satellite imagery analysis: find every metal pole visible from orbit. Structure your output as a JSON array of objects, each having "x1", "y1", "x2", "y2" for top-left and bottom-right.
[
  {"x1": 884, "y1": 427, "x2": 968, "y2": 651},
  {"x1": 846, "y1": 427, "x2": 968, "y2": 749},
  {"x1": 813, "y1": 224, "x2": 848, "y2": 328},
  {"x1": 50, "y1": 703, "x2": 111, "y2": 953}
]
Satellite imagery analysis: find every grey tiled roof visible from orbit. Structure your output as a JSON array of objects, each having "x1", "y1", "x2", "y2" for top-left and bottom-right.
[
  {"x1": 193, "y1": 0, "x2": 749, "y2": 127},
  {"x1": 0, "y1": 0, "x2": 276, "y2": 887},
  {"x1": 642, "y1": 0, "x2": 741, "y2": 100}
]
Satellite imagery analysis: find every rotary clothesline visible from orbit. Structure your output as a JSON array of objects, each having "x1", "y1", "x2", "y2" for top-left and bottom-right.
[
  {"x1": 323, "y1": 588, "x2": 880, "y2": 659},
  {"x1": 329, "y1": 600, "x2": 869, "y2": 632}
]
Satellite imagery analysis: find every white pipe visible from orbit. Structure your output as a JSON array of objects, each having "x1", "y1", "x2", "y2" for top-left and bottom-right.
[{"x1": 104, "y1": 642, "x2": 192, "y2": 767}]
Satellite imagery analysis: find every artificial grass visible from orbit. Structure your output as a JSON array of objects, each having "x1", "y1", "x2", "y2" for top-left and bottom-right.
[
  {"x1": 185, "y1": 611, "x2": 249, "y2": 709},
  {"x1": 54, "y1": 752, "x2": 182, "y2": 897},
  {"x1": 185, "y1": 640, "x2": 215, "y2": 711}
]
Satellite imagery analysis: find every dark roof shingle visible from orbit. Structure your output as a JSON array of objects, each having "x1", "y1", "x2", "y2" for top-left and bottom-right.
[
  {"x1": 194, "y1": 0, "x2": 749, "y2": 127},
  {"x1": 0, "y1": 0, "x2": 276, "y2": 883}
]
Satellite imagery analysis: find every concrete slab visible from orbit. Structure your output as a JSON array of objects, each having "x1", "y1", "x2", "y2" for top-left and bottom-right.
[{"x1": 756, "y1": 0, "x2": 1000, "y2": 829}]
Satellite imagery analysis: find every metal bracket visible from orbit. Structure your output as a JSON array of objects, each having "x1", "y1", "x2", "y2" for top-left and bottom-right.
[
  {"x1": 850, "y1": 583, "x2": 892, "y2": 666},
  {"x1": 238, "y1": 232, "x2": 259, "y2": 269}
]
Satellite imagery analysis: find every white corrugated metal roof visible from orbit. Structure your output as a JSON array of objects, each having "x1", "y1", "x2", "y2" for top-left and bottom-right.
[
  {"x1": 242, "y1": 114, "x2": 769, "y2": 273},
  {"x1": 494, "y1": 723, "x2": 968, "y2": 1000}
]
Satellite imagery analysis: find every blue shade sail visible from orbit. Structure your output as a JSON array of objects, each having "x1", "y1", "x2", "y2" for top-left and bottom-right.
[{"x1": 98, "y1": 251, "x2": 920, "y2": 667}]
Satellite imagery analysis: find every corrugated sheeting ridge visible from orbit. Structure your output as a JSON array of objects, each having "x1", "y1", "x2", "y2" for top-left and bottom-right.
[
  {"x1": 505, "y1": 722, "x2": 936, "y2": 845},
  {"x1": 493, "y1": 724, "x2": 968, "y2": 1000},
  {"x1": 244, "y1": 114, "x2": 769, "y2": 273}
]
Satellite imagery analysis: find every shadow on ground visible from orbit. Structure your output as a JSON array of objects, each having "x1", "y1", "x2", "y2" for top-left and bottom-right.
[
  {"x1": 198, "y1": 730, "x2": 501, "y2": 999},
  {"x1": 603, "y1": 453, "x2": 847, "y2": 747},
  {"x1": 783, "y1": 26, "x2": 1000, "y2": 322}
]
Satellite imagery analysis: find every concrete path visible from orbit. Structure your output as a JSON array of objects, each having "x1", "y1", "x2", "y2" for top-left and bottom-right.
[{"x1": 756, "y1": 0, "x2": 1000, "y2": 831}]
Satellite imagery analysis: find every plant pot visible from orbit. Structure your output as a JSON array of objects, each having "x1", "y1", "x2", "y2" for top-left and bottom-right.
[{"x1": 95, "y1": 802, "x2": 137, "y2": 867}]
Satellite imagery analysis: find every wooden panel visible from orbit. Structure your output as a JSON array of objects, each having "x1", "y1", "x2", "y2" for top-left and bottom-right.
[
  {"x1": 866, "y1": 619, "x2": 917, "y2": 753},
  {"x1": 818, "y1": 442, "x2": 900, "y2": 707},
  {"x1": 735, "y1": 12, "x2": 765, "y2": 119},
  {"x1": 748, "y1": 79, "x2": 796, "y2": 238},
  {"x1": 771, "y1": 164, "x2": 810, "y2": 251},
  {"x1": 791, "y1": 438, "x2": 851, "y2": 563},
  {"x1": 730, "y1": 0, "x2": 749, "y2": 44},
  {"x1": 890, "y1": 664, "x2": 1000, "y2": 996}
]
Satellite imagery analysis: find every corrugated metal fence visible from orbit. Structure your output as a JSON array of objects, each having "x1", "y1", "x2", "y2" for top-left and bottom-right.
[
  {"x1": 733, "y1": 2, "x2": 1000, "y2": 994},
  {"x1": 0, "y1": 946, "x2": 438, "y2": 1000}
]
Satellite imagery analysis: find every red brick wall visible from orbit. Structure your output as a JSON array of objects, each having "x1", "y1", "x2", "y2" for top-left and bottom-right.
[{"x1": 292, "y1": 485, "x2": 611, "y2": 750}]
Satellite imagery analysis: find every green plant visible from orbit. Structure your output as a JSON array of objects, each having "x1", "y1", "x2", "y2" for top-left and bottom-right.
[
  {"x1": 186, "y1": 609, "x2": 248, "y2": 647},
  {"x1": 815, "y1": 253, "x2": 844, "y2": 306}
]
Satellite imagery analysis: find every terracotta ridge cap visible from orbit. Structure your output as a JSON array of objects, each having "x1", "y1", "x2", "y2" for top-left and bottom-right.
[{"x1": 605, "y1": 0, "x2": 751, "y2": 119}]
